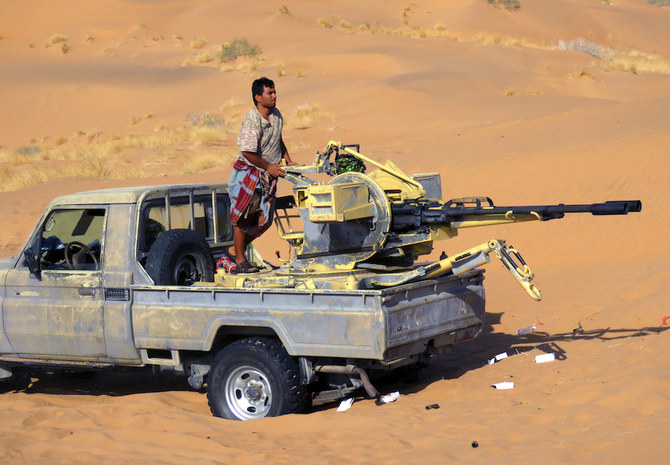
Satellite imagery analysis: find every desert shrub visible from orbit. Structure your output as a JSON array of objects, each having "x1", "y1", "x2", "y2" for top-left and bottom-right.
[
  {"x1": 186, "y1": 111, "x2": 225, "y2": 128},
  {"x1": 197, "y1": 52, "x2": 212, "y2": 63},
  {"x1": 219, "y1": 38, "x2": 261, "y2": 62},
  {"x1": 191, "y1": 37, "x2": 208, "y2": 49},
  {"x1": 648, "y1": 0, "x2": 670, "y2": 6},
  {"x1": 181, "y1": 154, "x2": 220, "y2": 174},
  {"x1": 487, "y1": 0, "x2": 521, "y2": 10},
  {"x1": 14, "y1": 145, "x2": 41, "y2": 156},
  {"x1": 318, "y1": 18, "x2": 333, "y2": 28},
  {"x1": 287, "y1": 104, "x2": 329, "y2": 129},
  {"x1": 558, "y1": 38, "x2": 610, "y2": 59},
  {"x1": 278, "y1": 5, "x2": 292, "y2": 15},
  {"x1": 47, "y1": 33, "x2": 68, "y2": 45}
]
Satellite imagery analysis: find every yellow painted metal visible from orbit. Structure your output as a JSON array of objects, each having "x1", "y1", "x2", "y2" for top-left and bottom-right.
[
  {"x1": 306, "y1": 181, "x2": 374, "y2": 222},
  {"x1": 424, "y1": 239, "x2": 541, "y2": 301}
]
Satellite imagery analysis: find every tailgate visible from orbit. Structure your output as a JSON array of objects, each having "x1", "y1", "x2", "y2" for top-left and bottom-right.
[{"x1": 381, "y1": 270, "x2": 485, "y2": 362}]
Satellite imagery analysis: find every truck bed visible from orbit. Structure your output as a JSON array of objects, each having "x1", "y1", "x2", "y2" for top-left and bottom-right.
[{"x1": 130, "y1": 270, "x2": 486, "y2": 362}]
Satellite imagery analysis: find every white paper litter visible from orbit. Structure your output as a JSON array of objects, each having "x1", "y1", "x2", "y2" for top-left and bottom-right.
[
  {"x1": 379, "y1": 391, "x2": 400, "y2": 404},
  {"x1": 534, "y1": 353, "x2": 556, "y2": 364},
  {"x1": 491, "y1": 381, "x2": 515, "y2": 390},
  {"x1": 336, "y1": 398, "x2": 354, "y2": 412},
  {"x1": 488, "y1": 352, "x2": 509, "y2": 365}
]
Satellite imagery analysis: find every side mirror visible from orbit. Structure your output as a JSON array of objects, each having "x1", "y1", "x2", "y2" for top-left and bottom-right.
[{"x1": 24, "y1": 250, "x2": 42, "y2": 280}]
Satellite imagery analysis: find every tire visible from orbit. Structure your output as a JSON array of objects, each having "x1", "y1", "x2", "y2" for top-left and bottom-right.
[
  {"x1": 207, "y1": 337, "x2": 310, "y2": 420},
  {"x1": 145, "y1": 229, "x2": 214, "y2": 285}
]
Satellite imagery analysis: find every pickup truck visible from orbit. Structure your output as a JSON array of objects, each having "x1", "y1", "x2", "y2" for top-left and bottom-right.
[{"x1": 0, "y1": 183, "x2": 486, "y2": 420}]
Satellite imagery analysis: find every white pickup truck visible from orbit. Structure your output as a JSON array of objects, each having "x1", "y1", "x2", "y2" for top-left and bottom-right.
[{"x1": 0, "y1": 183, "x2": 486, "y2": 420}]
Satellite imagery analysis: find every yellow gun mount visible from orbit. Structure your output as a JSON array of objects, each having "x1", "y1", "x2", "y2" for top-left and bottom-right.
[{"x1": 271, "y1": 141, "x2": 641, "y2": 300}]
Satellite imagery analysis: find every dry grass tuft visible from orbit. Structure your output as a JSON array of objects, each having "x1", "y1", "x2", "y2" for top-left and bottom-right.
[
  {"x1": 401, "y1": 5, "x2": 413, "y2": 26},
  {"x1": 287, "y1": 104, "x2": 330, "y2": 129},
  {"x1": 181, "y1": 153, "x2": 221, "y2": 174},
  {"x1": 318, "y1": 18, "x2": 333, "y2": 29},
  {"x1": 0, "y1": 167, "x2": 50, "y2": 192},
  {"x1": 606, "y1": 49, "x2": 670, "y2": 74},
  {"x1": 339, "y1": 20, "x2": 354, "y2": 33},
  {"x1": 503, "y1": 88, "x2": 516, "y2": 96},
  {"x1": 558, "y1": 38, "x2": 670, "y2": 74},
  {"x1": 197, "y1": 52, "x2": 213, "y2": 63},
  {"x1": 190, "y1": 37, "x2": 208, "y2": 49},
  {"x1": 131, "y1": 113, "x2": 153, "y2": 125},
  {"x1": 237, "y1": 58, "x2": 261, "y2": 74},
  {"x1": 47, "y1": 33, "x2": 68, "y2": 46},
  {"x1": 0, "y1": 110, "x2": 241, "y2": 192},
  {"x1": 569, "y1": 68, "x2": 595, "y2": 79}
]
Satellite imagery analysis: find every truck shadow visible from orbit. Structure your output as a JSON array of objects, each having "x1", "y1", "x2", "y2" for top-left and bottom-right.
[
  {"x1": 8, "y1": 371, "x2": 194, "y2": 397},
  {"x1": 376, "y1": 311, "x2": 670, "y2": 396}
]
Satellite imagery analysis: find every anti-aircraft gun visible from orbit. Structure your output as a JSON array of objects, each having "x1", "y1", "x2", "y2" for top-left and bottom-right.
[{"x1": 229, "y1": 141, "x2": 642, "y2": 301}]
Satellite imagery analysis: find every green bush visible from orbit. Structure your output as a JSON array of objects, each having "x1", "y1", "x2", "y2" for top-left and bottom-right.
[
  {"x1": 486, "y1": 0, "x2": 521, "y2": 10},
  {"x1": 219, "y1": 38, "x2": 261, "y2": 63},
  {"x1": 14, "y1": 145, "x2": 41, "y2": 156},
  {"x1": 649, "y1": 0, "x2": 670, "y2": 6}
]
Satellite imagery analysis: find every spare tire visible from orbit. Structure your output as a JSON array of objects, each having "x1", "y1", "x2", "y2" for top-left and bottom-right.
[{"x1": 145, "y1": 229, "x2": 214, "y2": 285}]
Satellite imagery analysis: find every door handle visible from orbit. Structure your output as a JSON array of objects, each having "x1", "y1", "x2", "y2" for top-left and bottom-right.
[{"x1": 78, "y1": 288, "x2": 96, "y2": 297}]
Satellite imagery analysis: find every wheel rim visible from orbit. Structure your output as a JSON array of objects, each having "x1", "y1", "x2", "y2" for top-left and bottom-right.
[
  {"x1": 224, "y1": 365, "x2": 273, "y2": 420},
  {"x1": 172, "y1": 254, "x2": 202, "y2": 285}
]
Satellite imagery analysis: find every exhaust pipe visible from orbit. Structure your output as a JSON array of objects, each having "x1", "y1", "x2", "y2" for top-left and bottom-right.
[{"x1": 314, "y1": 364, "x2": 380, "y2": 399}]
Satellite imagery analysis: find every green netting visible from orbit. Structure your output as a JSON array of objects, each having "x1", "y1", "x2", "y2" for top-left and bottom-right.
[{"x1": 334, "y1": 153, "x2": 366, "y2": 174}]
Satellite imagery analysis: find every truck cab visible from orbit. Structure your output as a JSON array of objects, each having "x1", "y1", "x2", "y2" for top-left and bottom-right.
[{"x1": 0, "y1": 184, "x2": 232, "y2": 364}]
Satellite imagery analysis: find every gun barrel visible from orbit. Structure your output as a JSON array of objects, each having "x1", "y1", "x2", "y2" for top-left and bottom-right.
[
  {"x1": 469, "y1": 200, "x2": 643, "y2": 218},
  {"x1": 588, "y1": 200, "x2": 642, "y2": 215},
  {"x1": 390, "y1": 199, "x2": 642, "y2": 232}
]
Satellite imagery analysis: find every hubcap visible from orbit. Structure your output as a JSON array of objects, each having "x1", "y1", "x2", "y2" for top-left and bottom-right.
[{"x1": 224, "y1": 366, "x2": 273, "y2": 420}]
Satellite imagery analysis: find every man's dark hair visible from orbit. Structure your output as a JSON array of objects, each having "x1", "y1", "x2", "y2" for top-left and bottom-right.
[{"x1": 251, "y1": 77, "x2": 275, "y2": 105}]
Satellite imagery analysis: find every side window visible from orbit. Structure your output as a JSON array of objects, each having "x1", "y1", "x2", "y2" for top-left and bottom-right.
[
  {"x1": 138, "y1": 194, "x2": 232, "y2": 253},
  {"x1": 35, "y1": 208, "x2": 105, "y2": 271}
]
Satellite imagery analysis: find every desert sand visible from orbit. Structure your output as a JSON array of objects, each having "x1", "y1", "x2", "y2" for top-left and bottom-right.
[{"x1": 0, "y1": 0, "x2": 669, "y2": 463}]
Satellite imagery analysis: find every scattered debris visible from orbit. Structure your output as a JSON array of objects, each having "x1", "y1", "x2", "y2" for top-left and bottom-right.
[
  {"x1": 534, "y1": 353, "x2": 556, "y2": 364},
  {"x1": 516, "y1": 325, "x2": 536, "y2": 336},
  {"x1": 337, "y1": 398, "x2": 354, "y2": 412},
  {"x1": 663, "y1": 316, "x2": 670, "y2": 326},
  {"x1": 379, "y1": 391, "x2": 400, "y2": 404},
  {"x1": 488, "y1": 352, "x2": 509, "y2": 364},
  {"x1": 425, "y1": 403, "x2": 440, "y2": 410},
  {"x1": 572, "y1": 322, "x2": 584, "y2": 336},
  {"x1": 471, "y1": 441, "x2": 479, "y2": 448},
  {"x1": 491, "y1": 381, "x2": 515, "y2": 390}
]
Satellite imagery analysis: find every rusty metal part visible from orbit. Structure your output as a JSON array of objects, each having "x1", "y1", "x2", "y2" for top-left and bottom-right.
[{"x1": 314, "y1": 364, "x2": 380, "y2": 399}]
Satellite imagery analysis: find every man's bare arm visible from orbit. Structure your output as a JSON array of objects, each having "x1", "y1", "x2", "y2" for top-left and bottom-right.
[{"x1": 241, "y1": 151, "x2": 285, "y2": 178}]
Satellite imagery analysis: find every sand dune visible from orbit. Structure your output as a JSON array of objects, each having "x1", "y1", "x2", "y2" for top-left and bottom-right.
[{"x1": 1, "y1": 0, "x2": 669, "y2": 463}]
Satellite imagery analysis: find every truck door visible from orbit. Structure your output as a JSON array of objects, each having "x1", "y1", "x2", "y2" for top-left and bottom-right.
[{"x1": 3, "y1": 207, "x2": 108, "y2": 361}]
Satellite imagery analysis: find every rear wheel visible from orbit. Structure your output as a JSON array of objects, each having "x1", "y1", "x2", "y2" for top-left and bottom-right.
[
  {"x1": 207, "y1": 337, "x2": 309, "y2": 420},
  {"x1": 145, "y1": 229, "x2": 214, "y2": 285}
]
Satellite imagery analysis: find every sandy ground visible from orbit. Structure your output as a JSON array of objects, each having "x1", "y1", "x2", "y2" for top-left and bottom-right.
[{"x1": 0, "y1": 0, "x2": 669, "y2": 463}]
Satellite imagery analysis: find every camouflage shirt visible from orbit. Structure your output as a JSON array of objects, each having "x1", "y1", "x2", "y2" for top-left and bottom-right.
[{"x1": 236, "y1": 107, "x2": 283, "y2": 169}]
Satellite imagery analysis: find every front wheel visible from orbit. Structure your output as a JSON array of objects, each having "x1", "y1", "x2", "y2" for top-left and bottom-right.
[{"x1": 207, "y1": 337, "x2": 309, "y2": 420}]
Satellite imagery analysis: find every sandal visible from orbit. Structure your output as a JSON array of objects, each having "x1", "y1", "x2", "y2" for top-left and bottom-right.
[{"x1": 231, "y1": 260, "x2": 260, "y2": 274}]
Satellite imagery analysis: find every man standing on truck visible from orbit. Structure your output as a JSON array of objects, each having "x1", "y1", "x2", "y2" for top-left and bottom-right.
[{"x1": 223, "y1": 77, "x2": 296, "y2": 274}]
